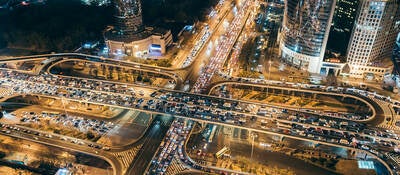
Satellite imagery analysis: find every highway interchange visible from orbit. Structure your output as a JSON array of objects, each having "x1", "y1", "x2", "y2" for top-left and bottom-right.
[
  {"x1": 0, "y1": 0, "x2": 400, "y2": 175},
  {"x1": 0, "y1": 53, "x2": 399, "y2": 174}
]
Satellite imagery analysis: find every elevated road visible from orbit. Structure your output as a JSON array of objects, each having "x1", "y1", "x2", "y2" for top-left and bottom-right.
[
  {"x1": 208, "y1": 81, "x2": 380, "y2": 123},
  {"x1": 4, "y1": 92, "x2": 394, "y2": 175}
]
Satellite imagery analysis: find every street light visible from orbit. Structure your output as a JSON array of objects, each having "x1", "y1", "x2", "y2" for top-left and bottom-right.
[
  {"x1": 250, "y1": 132, "x2": 258, "y2": 160},
  {"x1": 61, "y1": 97, "x2": 68, "y2": 117},
  {"x1": 266, "y1": 60, "x2": 272, "y2": 97}
]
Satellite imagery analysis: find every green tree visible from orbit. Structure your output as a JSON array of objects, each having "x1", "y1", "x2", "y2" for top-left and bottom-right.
[
  {"x1": 137, "y1": 75, "x2": 143, "y2": 82},
  {"x1": 86, "y1": 131, "x2": 95, "y2": 140}
]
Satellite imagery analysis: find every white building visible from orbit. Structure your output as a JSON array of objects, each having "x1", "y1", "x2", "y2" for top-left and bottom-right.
[
  {"x1": 105, "y1": 0, "x2": 173, "y2": 57},
  {"x1": 346, "y1": 0, "x2": 400, "y2": 80}
]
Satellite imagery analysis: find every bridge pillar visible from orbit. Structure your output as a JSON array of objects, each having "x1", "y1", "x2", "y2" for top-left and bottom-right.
[
  {"x1": 280, "y1": 136, "x2": 284, "y2": 142},
  {"x1": 311, "y1": 142, "x2": 320, "y2": 148},
  {"x1": 272, "y1": 135, "x2": 284, "y2": 142},
  {"x1": 199, "y1": 122, "x2": 206, "y2": 128}
]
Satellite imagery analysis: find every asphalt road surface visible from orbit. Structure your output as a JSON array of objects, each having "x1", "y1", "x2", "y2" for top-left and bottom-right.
[{"x1": 126, "y1": 115, "x2": 173, "y2": 175}]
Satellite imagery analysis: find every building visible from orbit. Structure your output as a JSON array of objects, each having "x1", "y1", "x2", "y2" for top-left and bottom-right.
[
  {"x1": 81, "y1": 0, "x2": 110, "y2": 6},
  {"x1": 279, "y1": 0, "x2": 337, "y2": 73},
  {"x1": 392, "y1": 33, "x2": 400, "y2": 75},
  {"x1": 346, "y1": 0, "x2": 400, "y2": 80},
  {"x1": 326, "y1": 0, "x2": 359, "y2": 55},
  {"x1": 321, "y1": 0, "x2": 359, "y2": 76},
  {"x1": 105, "y1": 0, "x2": 173, "y2": 57}
]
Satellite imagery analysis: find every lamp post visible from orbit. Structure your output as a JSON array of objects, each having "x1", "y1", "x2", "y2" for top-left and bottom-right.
[
  {"x1": 266, "y1": 60, "x2": 272, "y2": 97},
  {"x1": 250, "y1": 132, "x2": 258, "y2": 160},
  {"x1": 134, "y1": 45, "x2": 139, "y2": 58},
  {"x1": 61, "y1": 97, "x2": 68, "y2": 117}
]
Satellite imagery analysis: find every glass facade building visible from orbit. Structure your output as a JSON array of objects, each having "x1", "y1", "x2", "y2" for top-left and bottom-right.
[
  {"x1": 107, "y1": 0, "x2": 147, "y2": 42},
  {"x1": 392, "y1": 33, "x2": 400, "y2": 75},
  {"x1": 326, "y1": 0, "x2": 359, "y2": 55},
  {"x1": 280, "y1": 0, "x2": 336, "y2": 73},
  {"x1": 105, "y1": 0, "x2": 173, "y2": 56}
]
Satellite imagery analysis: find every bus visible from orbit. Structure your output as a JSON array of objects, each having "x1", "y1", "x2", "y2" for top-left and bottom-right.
[
  {"x1": 277, "y1": 121, "x2": 292, "y2": 130},
  {"x1": 261, "y1": 119, "x2": 268, "y2": 129},
  {"x1": 42, "y1": 111, "x2": 60, "y2": 116},
  {"x1": 215, "y1": 146, "x2": 230, "y2": 159}
]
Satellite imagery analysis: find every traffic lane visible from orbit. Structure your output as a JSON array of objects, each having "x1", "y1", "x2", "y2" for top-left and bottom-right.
[
  {"x1": 126, "y1": 116, "x2": 173, "y2": 175},
  {"x1": 1, "y1": 75, "x2": 398, "y2": 149},
  {"x1": 229, "y1": 142, "x2": 339, "y2": 175},
  {"x1": 4, "y1": 78, "x2": 394, "y2": 146},
  {"x1": 183, "y1": 3, "x2": 237, "y2": 88},
  {"x1": 0, "y1": 128, "x2": 120, "y2": 175},
  {"x1": 3, "y1": 91, "x2": 395, "y2": 174},
  {"x1": 7, "y1": 83, "x2": 398, "y2": 148}
]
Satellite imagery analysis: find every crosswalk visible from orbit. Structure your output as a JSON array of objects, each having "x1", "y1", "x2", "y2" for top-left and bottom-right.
[
  {"x1": 387, "y1": 152, "x2": 400, "y2": 165},
  {"x1": 111, "y1": 144, "x2": 142, "y2": 169},
  {"x1": 165, "y1": 157, "x2": 189, "y2": 175},
  {"x1": 0, "y1": 87, "x2": 14, "y2": 98},
  {"x1": 377, "y1": 123, "x2": 400, "y2": 130}
]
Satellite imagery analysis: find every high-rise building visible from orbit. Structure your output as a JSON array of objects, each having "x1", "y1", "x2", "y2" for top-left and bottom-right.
[
  {"x1": 346, "y1": 0, "x2": 400, "y2": 79},
  {"x1": 392, "y1": 33, "x2": 400, "y2": 75},
  {"x1": 105, "y1": 0, "x2": 173, "y2": 56},
  {"x1": 279, "y1": 0, "x2": 337, "y2": 73},
  {"x1": 326, "y1": 0, "x2": 359, "y2": 56},
  {"x1": 112, "y1": 0, "x2": 145, "y2": 39},
  {"x1": 81, "y1": 0, "x2": 110, "y2": 6}
]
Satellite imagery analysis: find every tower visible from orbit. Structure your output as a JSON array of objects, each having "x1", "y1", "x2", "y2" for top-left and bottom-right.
[
  {"x1": 113, "y1": 0, "x2": 145, "y2": 40},
  {"x1": 279, "y1": 0, "x2": 337, "y2": 73},
  {"x1": 326, "y1": 0, "x2": 359, "y2": 55},
  {"x1": 346, "y1": 0, "x2": 400, "y2": 79},
  {"x1": 105, "y1": 0, "x2": 173, "y2": 56},
  {"x1": 391, "y1": 33, "x2": 400, "y2": 75}
]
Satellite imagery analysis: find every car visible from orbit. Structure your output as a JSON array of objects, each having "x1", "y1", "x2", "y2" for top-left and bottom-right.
[{"x1": 361, "y1": 145, "x2": 370, "y2": 150}]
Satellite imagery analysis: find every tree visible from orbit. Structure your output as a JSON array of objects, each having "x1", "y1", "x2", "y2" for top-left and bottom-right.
[
  {"x1": 0, "y1": 151, "x2": 6, "y2": 159},
  {"x1": 143, "y1": 76, "x2": 150, "y2": 83},
  {"x1": 136, "y1": 75, "x2": 143, "y2": 82},
  {"x1": 86, "y1": 131, "x2": 95, "y2": 140}
]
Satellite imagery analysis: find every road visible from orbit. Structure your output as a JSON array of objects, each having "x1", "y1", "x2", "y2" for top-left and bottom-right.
[
  {"x1": 182, "y1": 0, "x2": 235, "y2": 90},
  {"x1": 126, "y1": 115, "x2": 173, "y2": 175}
]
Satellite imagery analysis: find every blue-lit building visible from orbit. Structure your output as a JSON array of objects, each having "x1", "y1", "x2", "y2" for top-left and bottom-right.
[
  {"x1": 279, "y1": 0, "x2": 337, "y2": 73},
  {"x1": 392, "y1": 33, "x2": 400, "y2": 75},
  {"x1": 105, "y1": 0, "x2": 173, "y2": 57}
]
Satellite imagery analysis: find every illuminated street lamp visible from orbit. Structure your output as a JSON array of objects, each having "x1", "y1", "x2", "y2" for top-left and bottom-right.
[
  {"x1": 266, "y1": 60, "x2": 272, "y2": 97},
  {"x1": 134, "y1": 45, "x2": 139, "y2": 58},
  {"x1": 250, "y1": 132, "x2": 258, "y2": 160}
]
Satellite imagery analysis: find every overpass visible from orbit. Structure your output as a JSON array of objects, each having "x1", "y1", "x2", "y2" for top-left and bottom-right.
[
  {"x1": 0, "y1": 70, "x2": 392, "y2": 144},
  {"x1": 209, "y1": 81, "x2": 378, "y2": 121},
  {"x1": 2, "y1": 92, "x2": 395, "y2": 175},
  {"x1": 1, "y1": 74, "x2": 398, "y2": 146},
  {"x1": 0, "y1": 67, "x2": 397, "y2": 174},
  {"x1": 46, "y1": 58, "x2": 181, "y2": 88}
]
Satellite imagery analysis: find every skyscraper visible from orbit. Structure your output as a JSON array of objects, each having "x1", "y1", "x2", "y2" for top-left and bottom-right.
[
  {"x1": 392, "y1": 33, "x2": 400, "y2": 75},
  {"x1": 112, "y1": 0, "x2": 145, "y2": 40},
  {"x1": 346, "y1": 0, "x2": 400, "y2": 79},
  {"x1": 279, "y1": 0, "x2": 337, "y2": 73},
  {"x1": 105, "y1": 0, "x2": 173, "y2": 56},
  {"x1": 326, "y1": 0, "x2": 359, "y2": 56}
]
